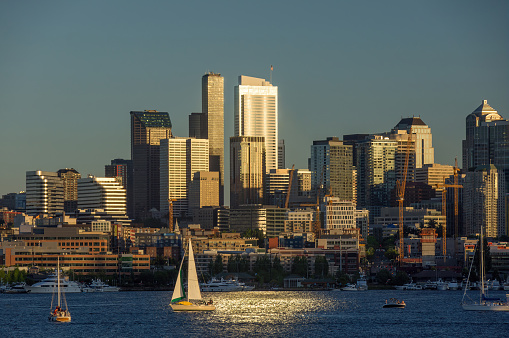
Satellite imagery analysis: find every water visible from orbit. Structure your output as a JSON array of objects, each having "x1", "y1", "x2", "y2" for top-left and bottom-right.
[{"x1": 1, "y1": 290, "x2": 508, "y2": 337}]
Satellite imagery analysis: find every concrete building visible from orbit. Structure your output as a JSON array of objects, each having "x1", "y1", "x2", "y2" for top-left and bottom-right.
[
  {"x1": 284, "y1": 209, "x2": 315, "y2": 233},
  {"x1": 309, "y1": 137, "x2": 354, "y2": 202},
  {"x1": 201, "y1": 72, "x2": 225, "y2": 205},
  {"x1": 105, "y1": 159, "x2": 133, "y2": 218},
  {"x1": 234, "y1": 75, "x2": 278, "y2": 172},
  {"x1": 160, "y1": 138, "x2": 209, "y2": 219},
  {"x1": 229, "y1": 204, "x2": 266, "y2": 235},
  {"x1": 25, "y1": 171, "x2": 64, "y2": 217},
  {"x1": 130, "y1": 110, "x2": 172, "y2": 219},
  {"x1": 323, "y1": 197, "x2": 356, "y2": 231},
  {"x1": 188, "y1": 112, "x2": 202, "y2": 138},
  {"x1": 463, "y1": 165, "x2": 506, "y2": 237},
  {"x1": 57, "y1": 168, "x2": 81, "y2": 213},
  {"x1": 391, "y1": 117, "x2": 434, "y2": 169},
  {"x1": 230, "y1": 136, "x2": 266, "y2": 208},
  {"x1": 355, "y1": 209, "x2": 369, "y2": 240},
  {"x1": 189, "y1": 171, "x2": 220, "y2": 213}
]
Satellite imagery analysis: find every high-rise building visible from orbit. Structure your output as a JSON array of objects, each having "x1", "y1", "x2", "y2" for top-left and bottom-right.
[
  {"x1": 356, "y1": 136, "x2": 397, "y2": 220},
  {"x1": 463, "y1": 165, "x2": 506, "y2": 237},
  {"x1": 230, "y1": 136, "x2": 266, "y2": 208},
  {"x1": 160, "y1": 138, "x2": 209, "y2": 219},
  {"x1": 264, "y1": 168, "x2": 313, "y2": 207},
  {"x1": 278, "y1": 139, "x2": 285, "y2": 169},
  {"x1": 234, "y1": 75, "x2": 278, "y2": 172},
  {"x1": 105, "y1": 159, "x2": 133, "y2": 218},
  {"x1": 202, "y1": 72, "x2": 225, "y2": 205},
  {"x1": 26, "y1": 171, "x2": 64, "y2": 217},
  {"x1": 391, "y1": 117, "x2": 434, "y2": 169},
  {"x1": 130, "y1": 110, "x2": 172, "y2": 219},
  {"x1": 309, "y1": 137, "x2": 354, "y2": 202},
  {"x1": 77, "y1": 176, "x2": 128, "y2": 225},
  {"x1": 463, "y1": 100, "x2": 506, "y2": 171},
  {"x1": 57, "y1": 168, "x2": 81, "y2": 213},
  {"x1": 189, "y1": 171, "x2": 220, "y2": 213},
  {"x1": 188, "y1": 112, "x2": 202, "y2": 138}
]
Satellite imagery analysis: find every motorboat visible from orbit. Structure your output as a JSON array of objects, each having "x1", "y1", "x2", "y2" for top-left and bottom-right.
[
  {"x1": 25, "y1": 273, "x2": 82, "y2": 293},
  {"x1": 356, "y1": 278, "x2": 368, "y2": 291},
  {"x1": 200, "y1": 278, "x2": 244, "y2": 292},
  {"x1": 448, "y1": 280, "x2": 460, "y2": 291},
  {"x1": 3, "y1": 282, "x2": 28, "y2": 294},
  {"x1": 437, "y1": 279, "x2": 449, "y2": 291},
  {"x1": 383, "y1": 298, "x2": 406, "y2": 308},
  {"x1": 82, "y1": 279, "x2": 120, "y2": 292},
  {"x1": 341, "y1": 283, "x2": 358, "y2": 291},
  {"x1": 395, "y1": 283, "x2": 422, "y2": 291}
]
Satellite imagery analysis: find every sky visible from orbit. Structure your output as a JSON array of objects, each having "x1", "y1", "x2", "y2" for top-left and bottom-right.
[{"x1": 1, "y1": 0, "x2": 508, "y2": 205}]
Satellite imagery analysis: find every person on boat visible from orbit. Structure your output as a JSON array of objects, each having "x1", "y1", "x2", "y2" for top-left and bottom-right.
[{"x1": 207, "y1": 299, "x2": 213, "y2": 305}]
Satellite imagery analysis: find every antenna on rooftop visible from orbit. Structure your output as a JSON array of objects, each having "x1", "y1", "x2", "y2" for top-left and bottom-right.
[{"x1": 270, "y1": 65, "x2": 273, "y2": 84}]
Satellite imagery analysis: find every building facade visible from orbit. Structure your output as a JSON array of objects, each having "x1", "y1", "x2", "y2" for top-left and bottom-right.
[
  {"x1": 57, "y1": 168, "x2": 81, "y2": 213},
  {"x1": 25, "y1": 171, "x2": 64, "y2": 217}
]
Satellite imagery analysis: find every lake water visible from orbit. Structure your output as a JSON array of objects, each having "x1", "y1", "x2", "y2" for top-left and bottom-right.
[{"x1": 1, "y1": 290, "x2": 508, "y2": 337}]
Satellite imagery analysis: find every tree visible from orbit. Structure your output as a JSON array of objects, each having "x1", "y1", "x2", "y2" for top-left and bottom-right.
[
  {"x1": 242, "y1": 229, "x2": 265, "y2": 247},
  {"x1": 384, "y1": 247, "x2": 398, "y2": 260},
  {"x1": 291, "y1": 256, "x2": 308, "y2": 277},
  {"x1": 335, "y1": 271, "x2": 350, "y2": 286},
  {"x1": 314, "y1": 256, "x2": 329, "y2": 278},
  {"x1": 393, "y1": 271, "x2": 410, "y2": 285},
  {"x1": 376, "y1": 269, "x2": 392, "y2": 285},
  {"x1": 213, "y1": 255, "x2": 223, "y2": 275}
]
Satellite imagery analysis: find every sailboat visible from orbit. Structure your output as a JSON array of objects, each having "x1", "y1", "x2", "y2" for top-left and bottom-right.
[
  {"x1": 49, "y1": 257, "x2": 72, "y2": 322},
  {"x1": 170, "y1": 240, "x2": 215, "y2": 311},
  {"x1": 462, "y1": 225, "x2": 509, "y2": 311}
]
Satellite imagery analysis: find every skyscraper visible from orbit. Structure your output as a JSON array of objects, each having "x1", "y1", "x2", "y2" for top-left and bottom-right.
[
  {"x1": 309, "y1": 137, "x2": 354, "y2": 202},
  {"x1": 230, "y1": 136, "x2": 266, "y2": 208},
  {"x1": 278, "y1": 139, "x2": 285, "y2": 169},
  {"x1": 57, "y1": 168, "x2": 81, "y2": 213},
  {"x1": 391, "y1": 117, "x2": 434, "y2": 169},
  {"x1": 201, "y1": 72, "x2": 224, "y2": 205},
  {"x1": 26, "y1": 171, "x2": 64, "y2": 217},
  {"x1": 234, "y1": 76, "x2": 278, "y2": 172},
  {"x1": 188, "y1": 112, "x2": 202, "y2": 138},
  {"x1": 130, "y1": 110, "x2": 172, "y2": 219},
  {"x1": 160, "y1": 138, "x2": 209, "y2": 218},
  {"x1": 105, "y1": 159, "x2": 133, "y2": 219}
]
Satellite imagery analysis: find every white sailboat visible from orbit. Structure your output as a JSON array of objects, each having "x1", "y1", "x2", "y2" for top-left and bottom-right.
[
  {"x1": 462, "y1": 226, "x2": 509, "y2": 311},
  {"x1": 49, "y1": 258, "x2": 72, "y2": 322},
  {"x1": 170, "y1": 240, "x2": 215, "y2": 311}
]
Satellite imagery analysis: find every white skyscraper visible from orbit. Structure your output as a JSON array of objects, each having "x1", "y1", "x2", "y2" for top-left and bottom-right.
[
  {"x1": 26, "y1": 171, "x2": 64, "y2": 217},
  {"x1": 234, "y1": 75, "x2": 278, "y2": 172},
  {"x1": 160, "y1": 138, "x2": 209, "y2": 218}
]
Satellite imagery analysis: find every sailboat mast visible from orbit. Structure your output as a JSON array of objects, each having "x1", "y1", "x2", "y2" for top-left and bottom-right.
[
  {"x1": 57, "y1": 257, "x2": 61, "y2": 307},
  {"x1": 480, "y1": 224, "x2": 485, "y2": 302}
]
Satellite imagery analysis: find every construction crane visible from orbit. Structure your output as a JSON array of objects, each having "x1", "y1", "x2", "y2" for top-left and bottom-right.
[
  {"x1": 436, "y1": 162, "x2": 462, "y2": 261},
  {"x1": 168, "y1": 199, "x2": 176, "y2": 232},
  {"x1": 284, "y1": 164, "x2": 295, "y2": 209},
  {"x1": 301, "y1": 165, "x2": 325, "y2": 239},
  {"x1": 397, "y1": 136, "x2": 412, "y2": 264}
]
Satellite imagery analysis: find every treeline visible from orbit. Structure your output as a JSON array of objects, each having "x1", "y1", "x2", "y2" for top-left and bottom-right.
[{"x1": 0, "y1": 268, "x2": 27, "y2": 284}]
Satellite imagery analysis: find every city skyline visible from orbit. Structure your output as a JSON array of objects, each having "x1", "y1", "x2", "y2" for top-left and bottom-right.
[{"x1": 1, "y1": 1, "x2": 508, "y2": 204}]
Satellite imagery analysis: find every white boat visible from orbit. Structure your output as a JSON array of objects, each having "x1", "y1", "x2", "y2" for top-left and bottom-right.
[
  {"x1": 170, "y1": 240, "x2": 215, "y2": 311},
  {"x1": 341, "y1": 283, "x2": 358, "y2": 291},
  {"x1": 462, "y1": 226, "x2": 509, "y2": 311},
  {"x1": 436, "y1": 279, "x2": 449, "y2": 291},
  {"x1": 3, "y1": 282, "x2": 28, "y2": 294},
  {"x1": 49, "y1": 258, "x2": 71, "y2": 322},
  {"x1": 396, "y1": 283, "x2": 422, "y2": 291},
  {"x1": 356, "y1": 278, "x2": 368, "y2": 291},
  {"x1": 82, "y1": 279, "x2": 120, "y2": 292},
  {"x1": 448, "y1": 280, "x2": 460, "y2": 291},
  {"x1": 200, "y1": 278, "x2": 244, "y2": 292},
  {"x1": 25, "y1": 272, "x2": 82, "y2": 294}
]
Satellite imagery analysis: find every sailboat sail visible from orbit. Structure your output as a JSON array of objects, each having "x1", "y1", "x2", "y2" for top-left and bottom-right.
[
  {"x1": 171, "y1": 257, "x2": 186, "y2": 303},
  {"x1": 187, "y1": 240, "x2": 202, "y2": 301}
]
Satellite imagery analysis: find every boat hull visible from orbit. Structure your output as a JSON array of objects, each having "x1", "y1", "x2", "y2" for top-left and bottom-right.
[
  {"x1": 383, "y1": 304, "x2": 405, "y2": 309},
  {"x1": 170, "y1": 303, "x2": 216, "y2": 311},
  {"x1": 25, "y1": 286, "x2": 82, "y2": 293},
  {"x1": 49, "y1": 314, "x2": 71, "y2": 322},
  {"x1": 462, "y1": 303, "x2": 509, "y2": 311}
]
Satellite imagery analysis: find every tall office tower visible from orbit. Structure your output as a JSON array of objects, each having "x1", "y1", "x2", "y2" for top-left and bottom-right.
[
  {"x1": 26, "y1": 171, "x2": 64, "y2": 217},
  {"x1": 77, "y1": 176, "x2": 128, "y2": 224},
  {"x1": 188, "y1": 112, "x2": 202, "y2": 138},
  {"x1": 130, "y1": 110, "x2": 172, "y2": 219},
  {"x1": 278, "y1": 139, "x2": 285, "y2": 169},
  {"x1": 463, "y1": 165, "x2": 506, "y2": 237},
  {"x1": 309, "y1": 137, "x2": 354, "y2": 202},
  {"x1": 105, "y1": 159, "x2": 133, "y2": 219},
  {"x1": 230, "y1": 136, "x2": 266, "y2": 208},
  {"x1": 201, "y1": 72, "x2": 225, "y2": 205},
  {"x1": 234, "y1": 75, "x2": 278, "y2": 172},
  {"x1": 57, "y1": 168, "x2": 81, "y2": 213},
  {"x1": 391, "y1": 117, "x2": 434, "y2": 169},
  {"x1": 463, "y1": 100, "x2": 507, "y2": 171},
  {"x1": 160, "y1": 138, "x2": 209, "y2": 218},
  {"x1": 189, "y1": 171, "x2": 220, "y2": 213},
  {"x1": 356, "y1": 136, "x2": 397, "y2": 221}
]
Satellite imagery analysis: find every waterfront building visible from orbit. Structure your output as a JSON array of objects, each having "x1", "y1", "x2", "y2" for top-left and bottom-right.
[
  {"x1": 355, "y1": 136, "x2": 397, "y2": 220},
  {"x1": 160, "y1": 138, "x2": 209, "y2": 219},
  {"x1": 201, "y1": 72, "x2": 225, "y2": 205},
  {"x1": 77, "y1": 176, "x2": 128, "y2": 225},
  {"x1": 25, "y1": 171, "x2": 64, "y2": 217},
  {"x1": 309, "y1": 137, "x2": 354, "y2": 202},
  {"x1": 230, "y1": 136, "x2": 266, "y2": 208},
  {"x1": 57, "y1": 168, "x2": 81, "y2": 213},
  {"x1": 234, "y1": 75, "x2": 278, "y2": 172},
  {"x1": 105, "y1": 159, "x2": 133, "y2": 218},
  {"x1": 463, "y1": 165, "x2": 506, "y2": 237},
  {"x1": 130, "y1": 110, "x2": 172, "y2": 219}
]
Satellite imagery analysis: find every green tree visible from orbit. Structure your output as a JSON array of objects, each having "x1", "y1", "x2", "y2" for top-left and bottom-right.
[
  {"x1": 393, "y1": 271, "x2": 410, "y2": 285},
  {"x1": 242, "y1": 229, "x2": 265, "y2": 247},
  {"x1": 376, "y1": 269, "x2": 392, "y2": 285},
  {"x1": 335, "y1": 271, "x2": 350, "y2": 286},
  {"x1": 384, "y1": 248, "x2": 398, "y2": 260},
  {"x1": 291, "y1": 256, "x2": 308, "y2": 277},
  {"x1": 314, "y1": 256, "x2": 329, "y2": 278},
  {"x1": 212, "y1": 255, "x2": 223, "y2": 275}
]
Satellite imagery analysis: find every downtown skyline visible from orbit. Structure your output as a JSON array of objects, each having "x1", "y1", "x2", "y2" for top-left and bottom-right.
[{"x1": 1, "y1": 1, "x2": 508, "y2": 203}]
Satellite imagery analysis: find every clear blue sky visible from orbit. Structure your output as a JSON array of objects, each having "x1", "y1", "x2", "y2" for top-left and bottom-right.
[{"x1": 1, "y1": 0, "x2": 508, "y2": 205}]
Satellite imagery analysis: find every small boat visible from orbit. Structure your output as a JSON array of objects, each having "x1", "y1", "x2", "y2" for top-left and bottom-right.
[
  {"x1": 341, "y1": 283, "x2": 358, "y2": 291},
  {"x1": 448, "y1": 280, "x2": 460, "y2": 291},
  {"x1": 462, "y1": 224, "x2": 509, "y2": 311},
  {"x1": 383, "y1": 298, "x2": 406, "y2": 308},
  {"x1": 3, "y1": 282, "x2": 28, "y2": 294},
  {"x1": 356, "y1": 277, "x2": 368, "y2": 291},
  {"x1": 200, "y1": 278, "x2": 244, "y2": 292},
  {"x1": 395, "y1": 283, "x2": 422, "y2": 291},
  {"x1": 82, "y1": 279, "x2": 120, "y2": 292},
  {"x1": 170, "y1": 240, "x2": 215, "y2": 311},
  {"x1": 49, "y1": 258, "x2": 71, "y2": 322}
]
